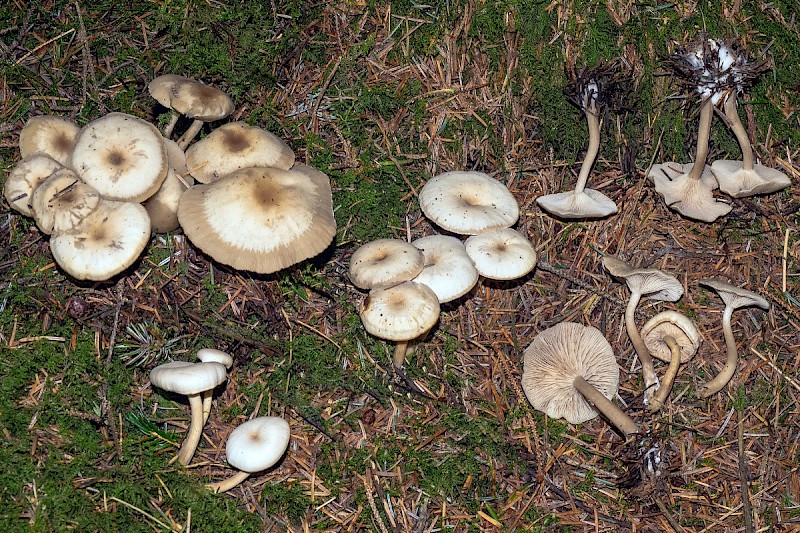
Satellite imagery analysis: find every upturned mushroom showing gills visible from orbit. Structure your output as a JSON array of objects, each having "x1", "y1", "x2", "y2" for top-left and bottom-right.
[
  {"x1": 536, "y1": 63, "x2": 618, "y2": 219},
  {"x1": 602, "y1": 255, "x2": 684, "y2": 406},
  {"x1": 697, "y1": 279, "x2": 769, "y2": 398},
  {"x1": 521, "y1": 322, "x2": 639, "y2": 438}
]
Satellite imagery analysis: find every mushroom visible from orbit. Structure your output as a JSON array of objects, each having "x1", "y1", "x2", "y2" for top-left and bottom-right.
[
  {"x1": 521, "y1": 322, "x2": 639, "y2": 438},
  {"x1": 411, "y1": 234, "x2": 479, "y2": 303},
  {"x1": 602, "y1": 255, "x2": 684, "y2": 405},
  {"x1": 4, "y1": 154, "x2": 63, "y2": 217},
  {"x1": 206, "y1": 416, "x2": 291, "y2": 494},
  {"x1": 640, "y1": 311, "x2": 701, "y2": 413},
  {"x1": 536, "y1": 64, "x2": 618, "y2": 219},
  {"x1": 18, "y1": 115, "x2": 80, "y2": 166},
  {"x1": 697, "y1": 279, "x2": 769, "y2": 397},
  {"x1": 348, "y1": 238, "x2": 425, "y2": 290},
  {"x1": 143, "y1": 167, "x2": 195, "y2": 233},
  {"x1": 148, "y1": 74, "x2": 190, "y2": 138},
  {"x1": 29, "y1": 168, "x2": 101, "y2": 235},
  {"x1": 360, "y1": 281, "x2": 440, "y2": 369},
  {"x1": 418, "y1": 171, "x2": 519, "y2": 235},
  {"x1": 464, "y1": 228, "x2": 537, "y2": 281},
  {"x1": 196, "y1": 348, "x2": 234, "y2": 424},
  {"x1": 149, "y1": 360, "x2": 228, "y2": 465}
]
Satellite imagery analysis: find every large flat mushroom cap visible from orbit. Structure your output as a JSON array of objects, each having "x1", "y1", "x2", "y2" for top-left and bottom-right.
[
  {"x1": 226, "y1": 417, "x2": 291, "y2": 473},
  {"x1": 710, "y1": 160, "x2": 791, "y2": 198},
  {"x1": 4, "y1": 154, "x2": 63, "y2": 217},
  {"x1": 30, "y1": 168, "x2": 102, "y2": 235},
  {"x1": 536, "y1": 189, "x2": 617, "y2": 219},
  {"x1": 464, "y1": 228, "x2": 537, "y2": 280},
  {"x1": 411, "y1": 234, "x2": 478, "y2": 303},
  {"x1": 641, "y1": 310, "x2": 701, "y2": 363},
  {"x1": 70, "y1": 112, "x2": 168, "y2": 202},
  {"x1": 19, "y1": 115, "x2": 80, "y2": 166},
  {"x1": 150, "y1": 360, "x2": 228, "y2": 396},
  {"x1": 177, "y1": 166, "x2": 335, "y2": 274},
  {"x1": 360, "y1": 281, "x2": 440, "y2": 341},
  {"x1": 418, "y1": 171, "x2": 519, "y2": 235},
  {"x1": 699, "y1": 279, "x2": 769, "y2": 310},
  {"x1": 602, "y1": 255, "x2": 683, "y2": 301},
  {"x1": 522, "y1": 322, "x2": 619, "y2": 424},
  {"x1": 348, "y1": 238, "x2": 424, "y2": 290},
  {"x1": 648, "y1": 162, "x2": 731, "y2": 222}
]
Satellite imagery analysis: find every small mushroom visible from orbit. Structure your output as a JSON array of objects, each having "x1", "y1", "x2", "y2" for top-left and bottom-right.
[
  {"x1": 206, "y1": 416, "x2": 291, "y2": 494},
  {"x1": 697, "y1": 279, "x2": 769, "y2": 397},
  {"x1": 348, "y1": 238, "x2": 425, "y2": 290},
  {"x1": 411, "y1": 234, "x2": 478, "y2": 303},
  {"x1": 29, "y1": 168, "x2": 101, "y2": 235},
  {"x1": 521, "y1": 322, "x2": 639, "y2": 438},
  {"x1": 464, "y1": 228, "x2": 537, "y2": 281},
  {"x1": 4, "y1": 154, "x2": 63, "y2": 216},
  {"x1": 18, "y1": 115, "x2": 80, "y2": 166}
]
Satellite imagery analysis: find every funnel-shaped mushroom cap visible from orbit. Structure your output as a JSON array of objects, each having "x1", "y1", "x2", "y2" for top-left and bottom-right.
[
  {"x1": 360, "y1": 281, "x2": 440, "y2": 341},
  {"x1": 226, "y1": 417, "x2": 291, "y2": 473},
  {"x1": 19, "y1": 115, "x2": 80, "y2": 166},
  {"x1": 150, "y1": 360, "x2": 228, "y2": 396},
  {"x1": 536, "y1": 189, "x2": 617, "y2": 219},
  {"x1": 50, "y1": 200, "x2": 151, "y2": 281},
  {"x1": 648, "y1": 162, "x2": 731, "y2": 222},
  {"x1": 601, "y1": 256, "x2": 683, "y2": 301},
  {"x1": 197, "y1": 348, "x2": 233, "y2": 369},
  {"x1": 522, "y1": 322, "x2": 619, "y2": 424},
  {"x1": 349, "y1": 238, "x2": 424, "y2": 290},
  {"x1": 71, "y1": 112, "x2": 168, "y2": 202},
  {"x1": 418, "y1": 171, "x2": 519, "y2": 235},
  {"x1": 710, "y1": 161, "x2": 791, "y2": 198},
  {"x1": 4, "y1": 154, "x2": 63, "y2": 216},
  {"x1": 699, "y1": 279, "x2": 769, "y2": 311},
  {"x1": 411, "y1": 235, "x2": 478, "y2": 303},
  {"x1": 465, "y1": 228, "x2": 537, "y2": 280},
  {"x1": 177, "y1": 166, "x2": 335, "y2": 274},
  {"x1": 30, "y1": 169, "x2": 102, "y2": 235},
  {"x1": 185, "y1": 122, "x2": 295, "y2": 183},
  {"x1": 641, "y1": 310, "x2": 701, "y2": 363}
]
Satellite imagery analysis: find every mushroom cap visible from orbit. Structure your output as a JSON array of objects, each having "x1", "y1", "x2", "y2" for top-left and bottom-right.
[
  {"x1": 225, "y1": 416, "x2": 291, "y2": 473},
  {"x1": 18, "y1": 115, "x2": 80, "y2": 166},
  {"x1": 602, "y1": 255, "x2": 683, "y2": 301},
  {"x1": 170, "y1": 79, "x2": 235, "y2": 121},
  {"x1": 418, "y1": 171, "x2": 519, "y2": 235},
  {"x1": 464, "y1": 228, "x2": 537, "y2": 280},
  {"x1": 411, "y1": 234, "x2": 479, "y2": 303},
  {"x1": 641, "y1": 310, "x2": 701, "y2": 363},
  {"x1": 699, "y1": 279, "x2": 770, "y2": 311},
  {"x1": 70, "y1": 112, "x2": 168, "y2": 202},
  {"x1": 150, "y1": 360, "x2": 228, "y2": 396},
  {"x1": 348, "y1": 238, "x2": 425, "y2": 290},
  {"x1": 144, "y1": 167, "x2": 194, "y2": 233},
  {"x1": 710, "y1": 161, "x2": 791, "y2": 198},
  {"x1": 648, "y1": 162, "x2": 732, "y2": 222},
  {"x1": 184, "y1": 121, "x2": 295, "y2": 183},
  {"x1": 536, "y1": 189, "x2": 617, "y2": 219},
  {"x1": 50, "y1": 199, "x2": 151, "y2": 280},
  {"x1": 163, "y1": 138, "x2": 188, "y2": 175},
  {"x1": 521, "y1": 322, "x2": 620, "y2": 424},
  {"x1": 4, "y1": 154, "x2": 63, "y2": 216},
  {"x1": 148, "y1": 74, "x2": 192, "y2": 108},
  {"x1": 177, "y1": 165, "x2": 336, "y2": 274},
  {"x1": 360, "y1": 281, "x2": 440, "y2": 342},
  {"x1": 30, "y1": 169, "x2": 102, "y2": 235},
  {"x1": 196, "y1": 348, "x2": 233, "y2": 369}
]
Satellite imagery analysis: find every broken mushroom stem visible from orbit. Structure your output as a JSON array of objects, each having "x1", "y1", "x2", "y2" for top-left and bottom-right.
[
  {"x1": 722, "y1": 93, "x2": 754, "y2": 171},
  {"x1": 207, "y1": 471, "x2": 251, "y2": 494},
  {"x1": 647, "y1": 336, "x2": 682, "y2": 413},
  {"x1": 625, "y1": 291, "x2": 660, "y2": 403},
  {"x1": 574, "y1": 111, "x2": 600, "y2": 195},
  {"x1": 573, "y1": 375, "x2": 639, "y2": 438},
  {"x1": 688, "y1": 97, "x2": 714, "y2": 181},
  {"x1": 699, "y1": 304, "x2": 737, "y2": 398}
]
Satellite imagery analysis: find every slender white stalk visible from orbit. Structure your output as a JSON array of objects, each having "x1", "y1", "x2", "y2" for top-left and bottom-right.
[
  {"x1": 176, "y1": 394, "x2": 204, "y2": 465},
  {"x1": 699, "y1": 305, "x2": 737, "y2": 397},
  {"x1": 574, "y1": 112, "x2": 601, "y2": 194},
  {"x1": 688, "y1": 98, "x2": 713, "y2": 181}
]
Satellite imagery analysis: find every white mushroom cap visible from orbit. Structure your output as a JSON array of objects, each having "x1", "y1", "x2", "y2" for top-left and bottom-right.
[
  {"x1": 184, "y1": 122, "x2": 295, "y2": 183},
  {"x1": 418, "y1": 171, "x2": 519, "y2": 235},
  {"x1": 197, "y1": 348, "x2": 233, "y2": 369},
  {"x1": 177, "y1": 165, "x2": 335, "y2": 274},
  {"x1": 50, "y1": 199, "x2": 151, "y2": 280},
  {"x1": 536, "y1": 189, "x2": 617, "y2": 219},
  {"x1": 648, "y1": 162, "x2": 732, "y2": 222},
  {"x1": 4, "y1": 154, "x2": 63, "y2": 216},
  {"x1": 18, "y1": 115, "x2": 80, "y2": 166},
  {"x1": 70, "y1": 112, "x2": 168, "y2": 202},
  {"x1": 30, "y1": 169, "x2": 101, "y2": 235},
  {"x1": 411, "y1": 234, "x2": 479, "y2": 303},
  {"x1": 348, "y1": 238, "x2": 425, "y2": 290},
  {"x1": 710, "y1": 161, "x2": 791, "y2": 198},
  {"x1": 225, "y1": 416, "x2": 291, "y2": 473},
  {"x1": 150, "y1": 360, "x2": 228, "y2": 396},
  {"x1": 641, "y1": 310, "x2": 701, "y2": 363},
  {"x1": 360, "y1": 281, "x2": 440, "y2": 342},
  {"x1": 699, "y1": 279, "x2": 769, "y2": 311},
  {"x1": 464, "y1": 228, "x2": 537, "y2": 280},
  {"x1": 521, "y1": 322, "x2": 620, "y2": 424},
  {"x1": 601, "y1": 255, "x2": 683, "y2": 301}
]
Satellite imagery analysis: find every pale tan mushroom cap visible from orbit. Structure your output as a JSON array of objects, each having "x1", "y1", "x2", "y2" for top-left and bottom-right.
[
  {"x1": 536, "y1": 189, "x2": 617, "y2": 219},
  {"x1": 177, "y1": 166, "x2": 335, "y2": 274},
  {"x1": 710, "y1": 160, "x2": 791, "y2": 198},
  {"x1": 4, "y1": 154, "x2": 63, "y2": 216},
  {"x1": 418, "y1": 171, "x2": 519, "y2": 235},
  {"x1": 71, "y1": 112, "x2": 168, "y2": 202},
  {"x1": 18, "y1": 115, "x2": 80, "y2": 166},
  {"x1": 360, "y1": 281, "x2": 440, "y2": 341},
  {"x1": 464, "y1": 228, "x2": 537, "y2": 280},
  {"x1": 411, "y1": 234, "x2": 479, "y2": 303},
  {"x1": 602, "y1": 255, "x2": 683, "y2": 301},
  {"x1": 185, "y1": 122, "x2": 295, "y2": 183},
  {"x1": 699, "y1": 279, "x2": 770, "y2": 311},
  {"x1": 641, "y1": 310, "x2": 701, "y2": 363},
  {"x1": 148, "y1": 74, "x2": 192, "y2": 108},
  {"x1": 150, "y1": 360, "x2": 228, "y2": 396},
  {"x1": 226, "y1": 416, "x2": 291, "y2": 473},
  {"x1": 648, "y1": 162, "x2": 731, "y2": 222},
  {"x1": 144, "y1": 167, "x2": 194, "y2": 233},
  {"x1": 50, "y1": 199, "x2": 151, "y2": 281},
  {"x1": 170, "y1": 80, "x2": 234, "y2": 121},
  {"x1": 163, "y1": 138, "x2": 188, "y2": 175},
  {"x1": 30, "y1": 169, "x2": 101, "y2": 235},
  {"x1": 348, "y1": 238, "x2": 425, "y2": 290},
  {"x1": 522, "y1": 322, "x2": 620, "y2": 425}
]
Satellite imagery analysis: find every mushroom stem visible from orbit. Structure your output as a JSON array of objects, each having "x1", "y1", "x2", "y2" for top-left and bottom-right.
[
  {"x1": 393, "y1": 340, "x2": 410, "y2": 369},
  {"x1": 574, "y1": 112, "x2": 601, "y2": 195},
  {"x1": 625, "y1": 292, "x2": 660, "y2": 403},
  {"x1": 163, "y1": 112, "x2": 180, "y2": 139},
  {"x1": 176, "y1": 119, "x2": 204, "y2": 150},
  {"x1": 573, "y1": 375, "x2": 639, "y2": 437},
  {"x1": 688, "y1": 98, "x2": 714, "y2": 181},
  {"x1": 699, "y1": 305, "x2": 737, "y2": 397},
  {"x1": 723, "y1": 94, "x2": 754, "y2": 170},
  {"x1": 176, "y1": 394, "x2": 205, "y2": 465},
  {"x1": 201, "y1": 392, "x2": 213, "y2": 425},
  {"x1": 647, "y1": 336, "x2": 682, "y2": 413},
  {"x1": 206, "y1": 470, "x2": 250, "y2": 494}
]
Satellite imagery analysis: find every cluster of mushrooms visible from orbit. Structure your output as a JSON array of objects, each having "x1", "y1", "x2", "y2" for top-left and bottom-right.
[
  {"x1": 349, "y1": 170, "x2": 537, "y2": 368},
  {"x1": 3, "y1": 74, "x2": 335, "y2": 280},
  {"x1": 149, "y1": 349, "x2": 291, "y2": 494}
]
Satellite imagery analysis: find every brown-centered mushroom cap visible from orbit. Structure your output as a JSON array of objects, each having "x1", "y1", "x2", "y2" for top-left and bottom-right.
[
  {"x1": 4, "y1": 154, "x2": 63, "y2": 216},
  {"x1": 348, "y1": 238, "x2": 425, "y2": 290},
  {"x1": 411, "y1": 234, "x2": 479, "y2": 303},
  {"x1": 18, "y1": 115, "x2": 80, "y2": 166},
  {"x1": 464, "y1": 228, "x2": 537, "y2": 280},
  {"x1": 360, "y1": 281, "x2": 440, "y2": 342}
]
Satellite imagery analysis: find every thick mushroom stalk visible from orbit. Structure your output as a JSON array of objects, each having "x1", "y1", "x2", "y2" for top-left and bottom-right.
[
  {"x1": 573, "y1": 376, "x2": 639, "y2": 438},
  {"x1": 177, "y1": 394, "x2": 206, "y2": 465}
]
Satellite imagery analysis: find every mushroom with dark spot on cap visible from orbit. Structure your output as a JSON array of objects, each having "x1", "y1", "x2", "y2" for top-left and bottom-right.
[
  {"x1": 348, "y1": 238, "x2": 425, "y2": 290},
  {"x1": 464, "y1": 228, "x2": 537, "y2": 281},
  {"x1": 19, "y1": 115, "x2": 80, "y2": 166}
]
